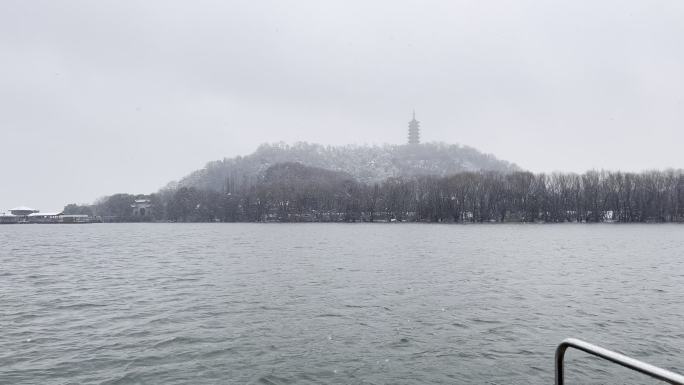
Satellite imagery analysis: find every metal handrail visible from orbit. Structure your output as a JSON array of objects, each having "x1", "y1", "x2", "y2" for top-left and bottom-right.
[{"x1": 555, "y1": 338, "x2": 684, "y2": 385}]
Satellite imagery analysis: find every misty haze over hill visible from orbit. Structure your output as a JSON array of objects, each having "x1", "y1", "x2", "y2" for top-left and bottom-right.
[{"x1": 170, "y1": 142, "x2": 520, "y2": 192}]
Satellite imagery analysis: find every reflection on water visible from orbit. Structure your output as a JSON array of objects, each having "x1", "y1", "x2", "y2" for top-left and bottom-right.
[{"x1": 1, "y1": 223, "x2": 683, "y2": 384}]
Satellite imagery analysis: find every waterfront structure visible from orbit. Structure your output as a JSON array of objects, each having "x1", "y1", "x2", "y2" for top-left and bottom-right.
[
  {"x1": 408, "y1": 111, "x2": 420, "y2": 145},
  {"x1": 60, "y1": 214, "x2": 92, "y2": 223},
  {"x1": 0, "y1": 209, "x2": 95, "y2": 224},
  {"x1": 131, "y1": 199, "x2": 152, "y2": 218},
  {"x1": 27, "y1": 212, "x2": 63, "y2": 223},
  {"x1": 0, "y1": 212, "x2": 19, "y2": 224},
  {"x1": 10, "y1": 206, "x2": 39, "y2": 216}
]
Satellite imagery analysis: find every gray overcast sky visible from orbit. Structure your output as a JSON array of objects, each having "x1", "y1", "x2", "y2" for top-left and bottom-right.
[{"x1": 2, "y1": 0, "x2": 684, "y2": 211}]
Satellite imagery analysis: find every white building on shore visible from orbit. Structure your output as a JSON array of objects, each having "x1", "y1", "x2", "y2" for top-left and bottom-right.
[{"x1": 0, "y1": 207, "x2": 94, "y2": 224}]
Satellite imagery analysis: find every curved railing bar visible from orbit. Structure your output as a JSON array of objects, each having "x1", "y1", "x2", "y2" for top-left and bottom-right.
[{"x1": 556, "y1": 338, "x2": 684, "y2": 385}]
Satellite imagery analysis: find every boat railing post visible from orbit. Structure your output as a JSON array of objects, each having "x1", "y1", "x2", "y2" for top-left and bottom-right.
[{"x1": 555, "y1": 338, "x2": 684, "y2": 385}]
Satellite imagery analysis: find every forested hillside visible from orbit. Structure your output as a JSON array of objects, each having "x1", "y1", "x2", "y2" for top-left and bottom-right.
[
  {"x1": 171, "y1": 142, "x2": 519, "y2": 192},
  {"x1": 67, "y1": 142, "x2": 684, "y2": 223},
  {"x1": 81, "y1": 168, "x2": 684, "y2": 223}
]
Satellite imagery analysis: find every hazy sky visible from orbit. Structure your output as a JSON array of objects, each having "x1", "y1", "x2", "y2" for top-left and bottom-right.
[{"x1": 2, "y1": 0, "x2": 684, "y2": 211}]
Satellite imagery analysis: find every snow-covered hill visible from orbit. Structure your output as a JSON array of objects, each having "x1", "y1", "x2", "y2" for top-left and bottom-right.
[{"x1": 168, "y1": 142, "x2": 520, "y2": 192}]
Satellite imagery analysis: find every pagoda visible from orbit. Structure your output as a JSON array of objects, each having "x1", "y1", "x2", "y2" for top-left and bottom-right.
[{"x1": 407, "y1": 111, "x2": 420, "y2": 145}]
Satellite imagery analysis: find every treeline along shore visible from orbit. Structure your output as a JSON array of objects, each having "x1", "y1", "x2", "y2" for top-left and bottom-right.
[{"x1": 66, "y1": 163, "x2": 684, "y2": 223}]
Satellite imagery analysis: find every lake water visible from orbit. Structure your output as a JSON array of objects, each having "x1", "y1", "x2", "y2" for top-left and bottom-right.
[{"x1": 1, "y1": 224, "x2": 683, "y2": 385}]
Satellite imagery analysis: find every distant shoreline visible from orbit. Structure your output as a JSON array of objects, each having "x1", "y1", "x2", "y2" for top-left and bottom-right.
[{"x1": 4, "y1": 221, "x2": 681, "y2": 225}]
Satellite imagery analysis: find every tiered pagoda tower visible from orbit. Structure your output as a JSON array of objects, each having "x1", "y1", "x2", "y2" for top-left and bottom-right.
[{"x1": 407, "y1": 110, "x2": 420, "y2": 145}]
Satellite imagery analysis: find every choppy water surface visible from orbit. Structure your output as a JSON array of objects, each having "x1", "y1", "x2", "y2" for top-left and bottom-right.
[{"x1": 1, "y1": 224, "x2": 684, "y2": 385}]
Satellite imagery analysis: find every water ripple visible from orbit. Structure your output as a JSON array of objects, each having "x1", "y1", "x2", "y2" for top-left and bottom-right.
[{"x1": 1, "y1": 223, "x2": 683, "y2": 385}]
